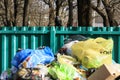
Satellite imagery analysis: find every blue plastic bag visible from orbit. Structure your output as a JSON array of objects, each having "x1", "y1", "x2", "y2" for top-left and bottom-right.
[
  {"x1": 11, "y1": 47, "x2": 55, "y2": 68},
  {"x1": 11, "y1": 49, "x2": 33, "y2": 68}
]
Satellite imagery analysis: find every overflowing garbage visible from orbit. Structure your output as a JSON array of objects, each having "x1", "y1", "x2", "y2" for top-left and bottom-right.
[{"x1": 1, "y1": 36, "x2": 120, "y2": 80}]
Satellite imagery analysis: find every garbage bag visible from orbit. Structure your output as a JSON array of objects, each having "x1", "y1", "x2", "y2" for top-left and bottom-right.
[
  {"x1": 0, "y1": 68, "x2": 12, "y2": 80},
  {"x1": 57, "y1": 54, "x2": 78, "y2": 65},
  {"x1": 64, "y1": 35, "x2": 87, "y2": 44},
  {"x1": 48, "y1": 62, "x2": 76, "y2": 80},
  {"x1": 71, "y1": 37, "x2": 113, "y2": 68},
  {"x1": 19, "y1": 47, "x2": 55, "y2": 68},
  {"x1": 11, "y1": 49, "x2": 33, "y2": 68},
  {"x1": 12, "y1": 47, "x2": 55, "y2": 68},
  {"x1": 57, "y1": 54, "x2": 86, "y2": 79},
  {"x1": 17, "y1": 65, "x2": 48, "y2": 80},
  {"x1": 62, "y1": 40, "x2": 79, "y2": 55}
]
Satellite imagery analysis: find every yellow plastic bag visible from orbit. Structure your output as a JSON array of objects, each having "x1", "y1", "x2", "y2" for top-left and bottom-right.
[{"x1": 71, "y1": 37, "x2": 113, "y2": 68}]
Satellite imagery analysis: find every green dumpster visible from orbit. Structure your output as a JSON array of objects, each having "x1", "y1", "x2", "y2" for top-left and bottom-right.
[{"x1": 0, "y1": 26, "x2": 120, "y2": 73}]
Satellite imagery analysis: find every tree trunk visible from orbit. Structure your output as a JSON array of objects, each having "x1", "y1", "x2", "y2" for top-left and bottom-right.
[
  {"x1": 77, "y1": 0, "x2": 92, "y2": 26},
  {"x1": 67, "y1": 0, "x2": 73, "y2": 26},
  {"x1": 55, "y1": 0, "x2": 61, "y2": 26},
  {"x1": 13, "y1": 0, "x2": 18, "y2": 26},
  {"x1": 102, "y1": 0, "x2": 118, "y2": 26},
  {"x1": 91, "y1": 4, "x2": 110, "y2": 26},
  {"x1": 77, "y1": 0, "x2": 81, "y2": 26},
  {"x1": 86, "y1": 0, "x2": 93, "y2": 26},
  {"x1": 77, "y1": 0, "x2": 87, "y2": 26},
  {"x1": 23, "y1": 0, "x2": 29, "y2": 26},
  {"x1": 4, "y1": 0, "x2": 11, "y2": 26},
  {"x1": 48, "y1": 0, "x2": 55, "y2": 26},
  {"x1": 56, "y1": 0, "x2": 60, "y2": 16}
]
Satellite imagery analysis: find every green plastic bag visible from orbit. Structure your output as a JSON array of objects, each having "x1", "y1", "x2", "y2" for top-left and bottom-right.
[{"x1": 48, "y1": 62, "x2": 76, "y2": 80}]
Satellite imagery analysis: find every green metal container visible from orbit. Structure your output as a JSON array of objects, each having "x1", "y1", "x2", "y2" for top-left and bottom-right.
[{"x1": 0, "y1": 26, "x2": 120, "y2": 73}]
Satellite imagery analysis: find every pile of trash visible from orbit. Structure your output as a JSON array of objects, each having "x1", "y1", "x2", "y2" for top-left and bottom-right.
[{"x1": 1, "y1": 35, "x2": 120, "y2": 80}]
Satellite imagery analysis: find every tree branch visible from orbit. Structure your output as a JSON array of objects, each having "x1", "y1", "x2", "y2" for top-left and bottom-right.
[
  {"x1": 59, "y1": 0, "x2": 65, "y2": 6},
  {"x1": 91, "y1": 4, "x2": 106, "y2": 17},
  {"x1": 97, "y1": 0, "x2": 101, "y2": 7},
  {"x1": 112, "y1": 0, "x2": 120, "y2": 7},
  {"x1": 91, "y1": 4, "x2": 109, "y2": 26},
  {"x1": 43, "y1": 0, "x2": 50, "y2": 5},
  {"x1": 0, "y1": 1, "x2": 5, "y2": 10}
]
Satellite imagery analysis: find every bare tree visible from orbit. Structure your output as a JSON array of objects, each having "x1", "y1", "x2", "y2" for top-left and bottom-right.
[
  {"x1": 13, "y1": 0, "x2": 18, "y2": 26},
  {"x1": 23, "y1": 0, "x2": 30, "y2": 26},
  {"x1": 91, "y1": 0, "x2": 120, "y2": 26},
  {"x1": 43, "y1": 0, "x2": 55, "y2": 26},
  {"x1": 77, "y1": 0, "x2": 93, "y2": 26},
  {"x1": 3, "y1": 0, "x2": 14, "y2": 26},
  {"x1": 67, "y1": 0, "x2": 73, "y2": 26},
  {"x1": 0, "y1": 0, "x2": 24, "y2": 26},
  {"x1": 91, "y1": 0, "x2": 110, "y2": 26},
  {"x1": 0, "y1": 0, "x2": 120, "y2": 27},
  {"x1": 102, "y1": 0, "x2": 119, "y2": 26}
]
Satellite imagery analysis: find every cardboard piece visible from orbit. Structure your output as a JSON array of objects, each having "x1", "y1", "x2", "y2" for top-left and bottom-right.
[{"x1": 88, "y1": 64, "x2": 120, "y2": 80}]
